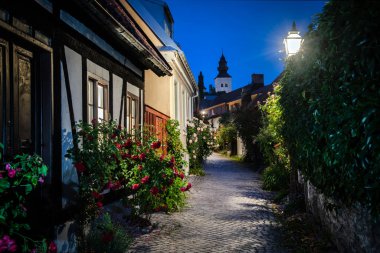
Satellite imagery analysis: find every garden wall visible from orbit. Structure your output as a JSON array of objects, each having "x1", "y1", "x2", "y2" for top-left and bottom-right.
[{"x1": 298, "y1": 172, "x2": 380, "y2": 252}]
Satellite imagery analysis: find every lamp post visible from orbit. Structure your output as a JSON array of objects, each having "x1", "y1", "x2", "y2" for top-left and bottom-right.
[
  {"x1": 283, "y1": 21, "x2": 303, "y2": 57},
  {"x1": 201, "y1": 110, "x2": 207, "y2": 120}
]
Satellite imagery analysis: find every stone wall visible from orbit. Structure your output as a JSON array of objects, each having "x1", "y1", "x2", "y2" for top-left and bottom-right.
[{"x1": 298, "y1": 172, "x2": 380, "y2": 252}]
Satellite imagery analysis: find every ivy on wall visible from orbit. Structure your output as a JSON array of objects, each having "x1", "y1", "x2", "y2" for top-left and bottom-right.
[{"x1": 279, "y1": 0, "x2": 380, "y2": 216}]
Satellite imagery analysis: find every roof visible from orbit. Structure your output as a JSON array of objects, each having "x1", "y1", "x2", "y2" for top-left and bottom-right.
[
  {"x1": 79, "y1": 0, "x2": 172, "y2": 76},
  {"x1": 128, "y1": 0, "x2": 197, "y2": 90},
  {"x1": 209, "y1": 84, "x2": 253, "y2": 106}
]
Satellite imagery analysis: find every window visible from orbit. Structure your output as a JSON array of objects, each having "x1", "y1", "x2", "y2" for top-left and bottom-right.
[
  {"x1": 125, "y1": 93, "x2": 139, "y2": 133},
  {"x1": 221, "y1": 83, "x2": 223, "y2": 87},
  {"x1": 225, "y1": 83, "x2": 228, "y2": 87},
  {"x1": 87, "y1": 76, "x2": 108, "y2": 123}
]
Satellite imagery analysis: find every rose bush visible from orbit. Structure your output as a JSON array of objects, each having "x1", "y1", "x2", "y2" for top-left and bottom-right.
[
  {"x1": 0, "y1": 143, "x2": 55, "y2": 253},
  {"x1": 66, "y1": 120, "x2": 190, "y2": 221},
  {"x1": 186, "y1": 118, "x2": 215, "y2": 175}
]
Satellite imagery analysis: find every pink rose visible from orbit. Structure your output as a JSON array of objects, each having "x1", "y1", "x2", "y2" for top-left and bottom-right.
[
  {"x1": 141, "y1": 175, "x2": 150, "y2": 184},
  {"x1": 5, "y1": 164, "x2": 11, "y2": 171},
  {"x1": 0, "y1": 235, "x2": 17, "y2": 252},
  {"x1": 48, "y1": 241, "x2": 57, "y2": 253},
  {"x1": 150, "y1": 186, "x2": 159, "y2": 196},
  {"x1": 38, "y1": 177, "x2": 45, "y2": 184},
  {"x1": 8, "y1": 169, "x2": 16, "y2": 178},
  {"x1": 139, "y1": 153, "x2": 146, "y2": 161}
]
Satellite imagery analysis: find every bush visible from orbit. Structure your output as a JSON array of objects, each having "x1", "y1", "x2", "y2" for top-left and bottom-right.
[
  {"x1": 66, "y1": 120, "x2": 190, "y2": 220},
  {"x1": 257, "y1": 86, "x2": 290, "y2": 192},
  {"x1": 262, "y1": 164, "x2": 289, "y2": 191},
  {"x1": 0, "y1": 143, "x2": 52, "y2": 252},
  {"x1": 186, "y1": 118, "x2": 215, "y2": 175},
  {"x1": 279, "y1": 0, "x2": 380, "y2": 216},
  {"x1": 85, "y1": 213, "x2": 131, "y2": 253},
  {"x1": 215, "y1": 123, "x2": 237, "y2": 152}
]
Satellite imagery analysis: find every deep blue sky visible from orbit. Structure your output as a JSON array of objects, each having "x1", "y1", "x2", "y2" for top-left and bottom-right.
[{"x1": 165, "y1": 0, "x2": 326, "y2": 90}]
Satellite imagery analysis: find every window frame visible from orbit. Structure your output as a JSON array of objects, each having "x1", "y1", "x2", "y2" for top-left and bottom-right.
[
  {"x1": 87, "y1": 72, "x2": 109, "y2": 123},
  {"x1": 125, "y1": 91, "x2": 139, "y2": 133}
]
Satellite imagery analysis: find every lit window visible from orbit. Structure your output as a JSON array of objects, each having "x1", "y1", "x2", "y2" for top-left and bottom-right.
[{"x1": 88, "y1": 77, "x2": 108, "y2": 123}]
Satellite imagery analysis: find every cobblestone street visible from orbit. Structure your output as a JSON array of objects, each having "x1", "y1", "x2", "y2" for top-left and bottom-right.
[{"x1": 128, "y1": 153, "x2": 285, "y2": 253}]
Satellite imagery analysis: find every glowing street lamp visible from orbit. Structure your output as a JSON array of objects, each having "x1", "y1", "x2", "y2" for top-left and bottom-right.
[
  {"x1": 283, "y1": 21, "x2": 303, "y2": 57},
  {"x1": 201, "y1": 110, "x2": 207, "y2": 119}
]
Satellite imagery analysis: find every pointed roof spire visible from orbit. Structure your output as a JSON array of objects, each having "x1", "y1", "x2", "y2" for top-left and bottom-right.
[{"x1": 215, "y1": 53, "x2": 231, "y2": 78}]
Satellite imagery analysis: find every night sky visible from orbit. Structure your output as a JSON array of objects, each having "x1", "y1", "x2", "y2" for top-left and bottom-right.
[{"x1": 165, "y1": 0, "x2": 326, "y2": 90}]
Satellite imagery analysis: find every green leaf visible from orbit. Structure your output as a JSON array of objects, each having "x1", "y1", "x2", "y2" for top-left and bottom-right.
[
  {"x1": 0, "y1": 214, "x2": 6, "y2": 224},
  {"x1": 0, "y1": 179, "x2": 10, "y2": 191},
  {"x1": 25, "y1": 184, "x2": 33, "y2": 194},
  {"x1": 39, "y1": 165, "x2": 48, "y2": 176}
]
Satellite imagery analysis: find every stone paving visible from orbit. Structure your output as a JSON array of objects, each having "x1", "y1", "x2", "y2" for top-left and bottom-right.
[{"x1": 128, "y1": 153, "x2": 285, "y2": 253}]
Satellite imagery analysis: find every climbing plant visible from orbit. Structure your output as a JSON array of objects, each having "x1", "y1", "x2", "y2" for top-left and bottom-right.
[{"x1": 279, "y1": 0, "x2": 380, "y2": 216}]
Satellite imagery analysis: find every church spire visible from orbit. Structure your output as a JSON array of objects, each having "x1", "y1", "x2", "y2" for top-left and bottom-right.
[
  {"x1": 216, "y1": 53, "x2": 231, "y2": 78},
  {"x1": 198, "y1": 71, "x2": 205, "y2": 100}
]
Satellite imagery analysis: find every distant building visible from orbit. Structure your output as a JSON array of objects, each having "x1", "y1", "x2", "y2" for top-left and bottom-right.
[{"x1": 214, "y1": 53, "x2": 232, "y2": 93}]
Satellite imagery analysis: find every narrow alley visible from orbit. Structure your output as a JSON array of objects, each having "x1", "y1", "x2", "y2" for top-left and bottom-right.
[{"x1": 129, "y1": 153, "x2": 285, "y2": 253}]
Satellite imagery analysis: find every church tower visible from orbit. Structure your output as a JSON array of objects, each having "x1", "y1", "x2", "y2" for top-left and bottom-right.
[{"x1": 214, "y1": 53, "x2": 232, "y2": 93}]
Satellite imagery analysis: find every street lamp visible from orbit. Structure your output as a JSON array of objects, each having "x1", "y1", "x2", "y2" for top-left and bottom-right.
[
  {"x1": 283, "y1": 21, "x2": 303, "y2": 57},
  {"x1": 201, "y1": 110, "x2": 207, "y2": 119}
]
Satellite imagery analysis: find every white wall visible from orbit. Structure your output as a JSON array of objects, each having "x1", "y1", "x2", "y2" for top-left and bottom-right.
[
  {"x1": 61, "y1": 46, "x2": 82, "y2": 209},
  {"x1": 112, "y1": 74, "x2": 123, "y2": 123}
]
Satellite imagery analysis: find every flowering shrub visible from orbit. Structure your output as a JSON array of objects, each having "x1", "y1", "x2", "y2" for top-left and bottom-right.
[
  {"x1": 0, "y1": 143, "x2": 54, "y2": 253},
  {"x1": 85, "y1": 212, "x2": 131, "y2": 253},
  {"x1": 257, "y1": 86, "x2": 290, "y2": 191},
  {"x1": 66, "y1": 120, "x2": 190, "y2": 220},
  {"x1": 186, "y1": 118, "x2": 215, "y2": 174}
]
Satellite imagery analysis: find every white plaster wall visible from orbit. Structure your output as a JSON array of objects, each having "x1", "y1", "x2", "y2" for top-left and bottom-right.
[
  {"x1": 215, "y1": 77, "x2": 232, "y2": 93},
  {"x1": 61, "y1": 46, "x2": 83, "y2": 209},
  {"x1": 127, "y1": 82, "x2": 139, "y2": 97},
  {"x1": 87, "y1": 59, "x2": 110, "y2": 82},
  {"x1": 112, "y1": 74, "x2": 123, "y2": 123}
]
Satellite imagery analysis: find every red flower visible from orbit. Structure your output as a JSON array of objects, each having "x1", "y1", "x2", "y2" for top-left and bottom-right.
[
  {"x1": 115, "y1": 143, "x2": 122, "y2": 150},
  {"x1": 92, "y1": 191, "x2": 102, "y2": 199},
  {"x1": 91, "y1": 118, "x2": 97, "y2": 125},
  {"x1": 123, "y1": 139, "x2": 132, "y2": 148},
  {"x1": 141, "y1": 175, "x2": 150, "y2": 184},
  {"x1": 111, "y1": 181, "x2": 121, "y2": 191},
  {"x1": 139, "y1": 153, "x2": 146, "y2": 161},
  {"x1": 180, "y1": 187, "x2": 186, "y2": 192},
  {"x1": 96, "y1": 201, "x2": 103, "y2": 208},
  {"x1": 131, "y1": 184, "x2": 140, "y2": 190},
  {"x1": 179, "y1": 172, "x2": 185, "y2": 180},
  {"x1": 101, "y1": 231, "x2": 114, "y2": 243},
  {"x1": 186, "y1": 182, "x2": 192, "y2": 190},
  {"x1": 138, "y1": 165, "x2": 143, "y2": 171},
  {"x1": 111, "y1": 133, "x2": 117, "y2": 139},
  {"x1": 160, "y1": 154, "x2": 165, "y2": 161},
  {"x1": 74, "y1": 162, "x2": 86, "y2": 173},
  {"x1": 132, "y1": 155, "x2": 139, "y2": 161},
  {"x1": 48, "y1": 241, "x2": 57, "y2": 253},
  {"x1": 162, "y1": 173, "x2": 167, "y2": 179},
  {"x1": 122, "y1": 153, "x2": 131, "y2": 159},
  {"x1": 150, "y1": 186, "x2": 159, "y2": 196},
  {"x1": 151, "y1": 141, "x2": 161, "y2": 149},
  {"x1": 168, "y1": 178, "x2": 174, "y2": 185},
  {"x1": 136, "y1": 141, "x2": 141, "y2": 146}
]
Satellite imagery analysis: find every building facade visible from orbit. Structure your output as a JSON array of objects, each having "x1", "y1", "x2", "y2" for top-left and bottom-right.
[
  {"x1": 0, "y1": 0, "x2": 172, "y2": 250},
  {"x1": 128, "y1": 0, "x2": 198, "y2": 172}
]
